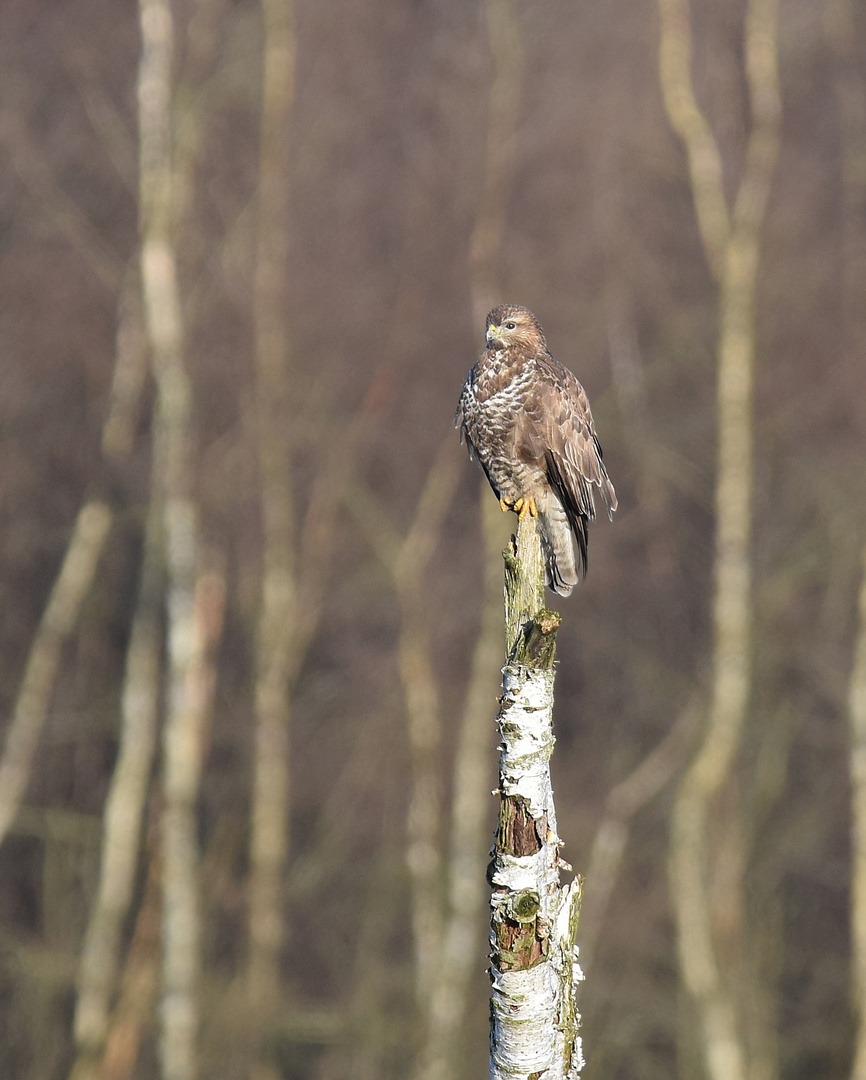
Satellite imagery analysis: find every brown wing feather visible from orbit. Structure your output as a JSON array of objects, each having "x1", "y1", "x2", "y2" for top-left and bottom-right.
[
  {"x1": 533, "y1": 356, "x2": 616, "y2": 578},
  {"x1": 538, "y1": 359, "x2": 616, "y2": 509}
]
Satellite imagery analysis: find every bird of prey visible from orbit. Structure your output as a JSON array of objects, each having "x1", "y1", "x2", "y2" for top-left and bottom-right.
[{"x1": 456, "y1": 304, "x2": 616, "y2": 596}]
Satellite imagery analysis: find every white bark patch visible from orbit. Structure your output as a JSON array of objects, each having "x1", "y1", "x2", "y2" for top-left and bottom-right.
[
  {"x1": 490, "y1": 660, "x2": 583, "y2": 1080},
  {"x1": 490, "y1": 964, "x2": 561, "y2": 1076},
  {"x1": 498, "y1": 666, "x2": 557, "y2": 822}
]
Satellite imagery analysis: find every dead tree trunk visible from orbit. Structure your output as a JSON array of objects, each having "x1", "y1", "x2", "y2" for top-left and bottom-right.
[{"x1": 488, "y1": 516, "x2": 583, "y2": 1080}]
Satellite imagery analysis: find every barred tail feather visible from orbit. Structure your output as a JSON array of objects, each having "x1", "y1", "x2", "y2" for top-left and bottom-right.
[{"x1": 536, "y1": 494, "x2": 582, "y2": 597}]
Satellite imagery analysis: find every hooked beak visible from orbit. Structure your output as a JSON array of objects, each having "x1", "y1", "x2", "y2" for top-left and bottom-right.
[{"x1": 486, "y1": 324, "x2": 501, "y2": 345}]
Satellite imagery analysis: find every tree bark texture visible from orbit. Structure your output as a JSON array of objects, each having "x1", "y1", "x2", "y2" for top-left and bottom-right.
[{"x1": 489, "y1": 516, "x2": 583, "y2": 1080}]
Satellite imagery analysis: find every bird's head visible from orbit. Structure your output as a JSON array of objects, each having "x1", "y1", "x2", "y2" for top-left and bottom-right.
[{"x1": 485, "y1": 305, "x2": 546, "y2": 352}]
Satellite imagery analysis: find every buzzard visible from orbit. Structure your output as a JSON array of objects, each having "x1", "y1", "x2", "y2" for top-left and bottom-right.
[{"x1": 456, "y1": 304, "x2": 616, "y2": 596}]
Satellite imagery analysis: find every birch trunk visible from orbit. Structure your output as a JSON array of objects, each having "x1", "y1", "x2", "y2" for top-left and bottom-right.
[
  {"x1": 100, "y1": 852, "x2": 162, "y2": 1080},
  {"x1": 248, "y1": 0, "x2": 297, "y2": 1025},
  {"x1": 70, "y1": 493, "x2": 163, "y2": 1078},
  {"x1": 489, "y1": 516, "x2": 583, "y2": 1080},
  {"x1": 343, "y1": 432, "x2": 466, "y2": 1010},
  {"x1": 826, "y1": 6, "x2": 866, "y2": 1077},
  {"x1": 382, "y1": 436, "x2": 464, "y2": 1003},
  {"x1": 658, "y1": 1, "x2": 781, "y2": 1077},
  {"x1": 137, "y1": 1, "x2": 209, "y2": 1077},
  {"x1": 0, "y1": 501, "x2": 112, "y2": 848},
  {"x1": 70, "y1": 270, "x2": 160, "y2": 1080}
]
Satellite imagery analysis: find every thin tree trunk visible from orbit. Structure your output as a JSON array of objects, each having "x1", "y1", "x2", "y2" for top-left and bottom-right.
[
  {"x1": 160, "y1": 555, "x2": 226, "y2": 1080},
  {"x1": 658, "y1": 2, "x2": 781, "y2": 1078},
  {"x1": 489, "y1": 516, "x2": 583, "y2": 1080},
  {"x1": 826, "y1": 5, "x2": 866, "y2": 1077},
  {"x1": 248, "y1": 0, "x2": 297, "y2": 1028},
  {"x1": 0, "y1": 500, "x2": 112, "y2": 848},
  {"x1": 100, "y1": 851, "x2": 163, "y2": 1080},
  {"x1": 850, "y1": 546, "x2": 866, "y2": 1080},
  {"x1": 346, "y1": 435, "x2": 464, "y2": 1009},
  {"x1": 69, "y1": 266, "x2": 160, "y2": 1080},
  {"x1": 392, "y1": 439, "x2": 464, "y2": 1003},
  {"x1": 137, "y1": 1, "x2": 210, "y2": 1077},
  {"x1": 70, "y1": 491, "x2": 163, "y2": 1079}
]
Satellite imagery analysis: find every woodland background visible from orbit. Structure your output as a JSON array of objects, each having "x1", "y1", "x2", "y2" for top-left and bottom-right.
[{"x1": 1, "y1": 0, "x2": 865, "y2": 1079}]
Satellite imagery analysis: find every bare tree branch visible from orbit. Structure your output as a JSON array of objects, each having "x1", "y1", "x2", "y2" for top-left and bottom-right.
[
  {"x1": 657, "y1": 0, "x2": 731, "y2": 279},
  {"x1": 0, "y1": 108, "x2": 124, "y2": 292},
  {"x1": 0, "y1": 501, "x2": 113, "y2": 847},
  {"x1": 579, "y1": 701, "x2": 697, "y2": 975}
]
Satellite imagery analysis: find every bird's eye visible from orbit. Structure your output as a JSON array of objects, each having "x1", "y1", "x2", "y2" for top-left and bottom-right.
[{"x1": 505, "y1": 321, "x2": 516, "y2": 331}]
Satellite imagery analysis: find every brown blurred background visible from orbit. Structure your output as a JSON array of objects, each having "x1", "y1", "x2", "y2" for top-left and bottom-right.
[{"x1": 0, "y1": 0, "x2": 864, "y2": 1078}]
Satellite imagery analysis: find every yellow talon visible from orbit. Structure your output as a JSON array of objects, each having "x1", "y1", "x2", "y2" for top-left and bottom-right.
[
  {"x1": 500, "y1": 495, "x2": 538, "y2": 519},
  {"x1": 509, "y1": 496, "x2": 535, "y2": 518},
  {"x1": 517, "y1": 497, "x2": 537, "y2": 521}
]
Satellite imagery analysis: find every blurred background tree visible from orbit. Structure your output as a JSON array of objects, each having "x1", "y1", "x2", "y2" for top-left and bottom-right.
[{"x1": 0, "y1": 1, "x2": 863, "y2": 1079}]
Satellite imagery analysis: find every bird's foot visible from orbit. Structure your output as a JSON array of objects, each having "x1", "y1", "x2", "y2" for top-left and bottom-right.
[
  {"x1": 499, "y1": 495, "x2": 538, "y2": 519},
  {"x1": 514, "y1": 496, "x2": 538, "y2": 521}
]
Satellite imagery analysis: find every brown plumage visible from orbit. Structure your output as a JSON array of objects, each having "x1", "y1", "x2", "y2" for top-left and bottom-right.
[{"x1": 456, "y1": 304, "x2": 616, "y2": 596}]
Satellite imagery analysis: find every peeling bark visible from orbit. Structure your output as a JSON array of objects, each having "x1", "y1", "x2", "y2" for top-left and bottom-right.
[{"x1": 489, "y1": 516, "x2": 583, "y2": 1080}]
